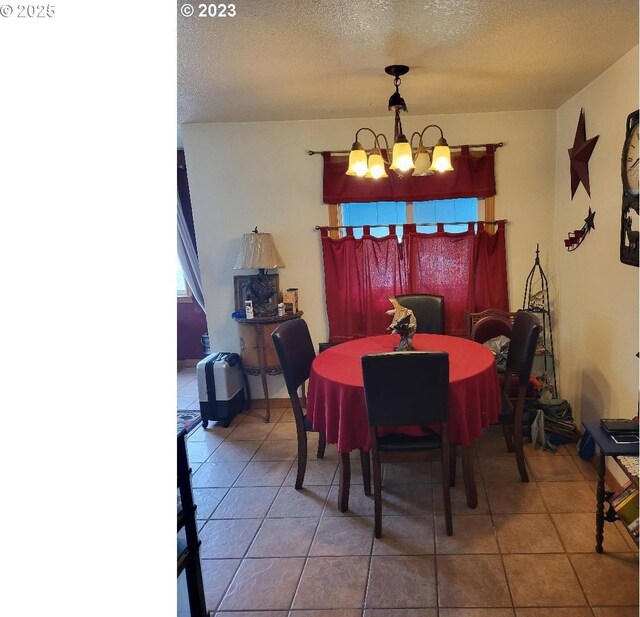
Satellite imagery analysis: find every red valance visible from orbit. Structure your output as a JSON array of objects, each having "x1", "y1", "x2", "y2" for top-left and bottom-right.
[{"x1": 322, "y1": 145, "x2": 496, "y2": 204}]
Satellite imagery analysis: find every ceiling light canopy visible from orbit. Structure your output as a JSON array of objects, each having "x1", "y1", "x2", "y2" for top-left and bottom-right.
[{"x1": 345, "y1": 65, "x2": 453, "y2": 179}]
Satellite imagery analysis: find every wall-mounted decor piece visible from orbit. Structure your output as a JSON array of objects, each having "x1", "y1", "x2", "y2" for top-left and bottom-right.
[
  {"x1": 620, "y1": 109, "x2": 639, "y2": 267},
  {"x1": 568, "y1": 108, "x2": 599, "y2": 199},
  {"x1": 564, "y1": 207, "x2": 595, "y2": 251}
]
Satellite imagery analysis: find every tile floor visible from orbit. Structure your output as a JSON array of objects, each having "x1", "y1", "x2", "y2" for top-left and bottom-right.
[{"x1": 178, "y1": 366, "x2": 639, "y2": 617}]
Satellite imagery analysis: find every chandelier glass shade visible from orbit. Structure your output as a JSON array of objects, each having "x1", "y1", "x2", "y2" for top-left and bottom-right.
[{"x1": 345, "y1": 66, "x2": 453, "y2": 179}]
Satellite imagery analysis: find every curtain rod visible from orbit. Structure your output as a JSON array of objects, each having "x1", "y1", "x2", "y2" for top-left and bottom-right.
[
  {"x1": 315, "y1": 219, "x2": 507, "y2": 230},
  {"x1": 308, "y1": 142, "x2": 503, "y2": 156}
]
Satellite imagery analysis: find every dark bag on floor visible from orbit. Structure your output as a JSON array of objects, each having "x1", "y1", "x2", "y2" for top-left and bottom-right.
[{"x1": 483, "y1": 335, "x2": 510, "y2": 372}]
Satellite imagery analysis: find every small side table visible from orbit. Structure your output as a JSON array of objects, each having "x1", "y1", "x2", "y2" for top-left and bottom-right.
[
  {"x1": 582, "y1": 420, "x2": 639, "y2": 553},
  {"x1": 233, "y1": 312, "x2": 303, "y2": 422}
]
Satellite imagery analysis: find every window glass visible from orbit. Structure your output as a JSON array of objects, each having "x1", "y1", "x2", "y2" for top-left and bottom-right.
[
  {"x1": 339, "y1": 198, "x2": 478, "y2": 238},
  {"x1": 341, "y1": 201, "x2": 407, "y2": 238},
  {"x1": 177, "y1": 256, "x2": 189, "y2": 296},
  {"x1": 414, "y1": 198, "x2": 478, "y2": 233}
]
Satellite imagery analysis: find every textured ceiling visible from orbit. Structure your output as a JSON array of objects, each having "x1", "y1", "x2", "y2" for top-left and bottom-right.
[{"x1": 177, "y1": 0, "x2": 638, "y2": 128}]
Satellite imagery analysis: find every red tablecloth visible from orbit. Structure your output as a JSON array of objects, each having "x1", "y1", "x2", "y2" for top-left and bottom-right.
[{"x1": 307, "y1": 334, "x2": 501, "y2": 451}]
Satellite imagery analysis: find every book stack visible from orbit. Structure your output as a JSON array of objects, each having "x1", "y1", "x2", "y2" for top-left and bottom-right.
[
  {"x1": 609, "y1": 481, "x2": 639, "y2": 539},
  {"x1": 600, "y1": 417, "x2": 639, "y2": 434},
  {"x1": 600, "y1": 418, "x2": 640, "y2": 446}
]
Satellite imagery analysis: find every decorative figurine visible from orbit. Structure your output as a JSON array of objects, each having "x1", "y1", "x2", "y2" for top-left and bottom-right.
[{"x1": 387, "y1": 296, "x2": 417, "y2": 351}]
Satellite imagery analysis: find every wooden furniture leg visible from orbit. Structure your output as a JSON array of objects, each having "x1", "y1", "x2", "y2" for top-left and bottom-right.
[
  {"x1": 462, "y1": 445, "x2": 478, "y2": 509},
  {"x1": 360, "y1": 449, "x2": 371, "y2": 496},
  {"x1": 338, "y1": 452, "x2": 351, "y2": 512},
  {"x1": 371, "y1": 443, "x2": 382, "y2": 538},
  {"x1": 441, "y1": 433, "x2": 453, "y2": 536},
  {"x1": 595, "y1": 448, "x2": 606, "y2": 553},
  {"x1": 449, "y1": 442, "x2": 457, "y2": 487},
  {"x1": 254, "y1": 324, "x2": 271, "y2": 423}
]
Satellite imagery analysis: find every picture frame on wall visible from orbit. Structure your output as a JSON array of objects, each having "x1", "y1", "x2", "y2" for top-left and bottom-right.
[{"x1": 233, "y1": 273, "x2": 280, "y2": 314}]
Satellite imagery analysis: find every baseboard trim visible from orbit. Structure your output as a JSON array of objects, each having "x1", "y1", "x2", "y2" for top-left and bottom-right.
[{"x1": 178, "y1": 359, "x2": 201, "y2": 369}]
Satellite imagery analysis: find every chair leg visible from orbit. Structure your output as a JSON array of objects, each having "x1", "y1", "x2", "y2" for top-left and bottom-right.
[
  {"x1": 338, "y1": 452, "x2": 351, "y2": 512},
  {"x1": 360, "y1": 449, "x2": 371, "y2": 496},
  {"x1": 513, "y1": 422, "x2": 529, "y2": 483},
  {"x1": 371, "y1": 447, "x2": 383, "y2": 539},
  {"x1": 462, "y1": 446, "x2": 478, "y2": 509},
  {"x1": 502, "y1": 423, "x2": 515, "y2": 452},
  {"x1": 317, "y1": 431, "x2": 326, "y2": 459},
  {"x1": 295, "y1": 428, "x2": 308, "y2": 490},
  {"x1": 449, "y1": 442, "x2": 457, "y2": 487},
  {"x1": 441, "y1": 445, "x2": 453, "y2": 536}
]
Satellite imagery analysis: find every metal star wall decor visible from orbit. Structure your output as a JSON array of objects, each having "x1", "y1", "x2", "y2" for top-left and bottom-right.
[
  {"x1": 568, "y1": 108, "x2": 599, "y2": 199},
  {"x1": 564, "y1": 207, "x2": 596, "y2": 251}
]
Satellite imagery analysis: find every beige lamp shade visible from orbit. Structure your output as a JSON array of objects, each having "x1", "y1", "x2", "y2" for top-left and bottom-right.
[
  {"x1": 365, "y1": 149, "x2": 388, "y2": 179},
  {"x1": 233, "y1": 231, "x2": 285, "y2": 270},
  {"x1": 412, "y1": 148, "x2": 434, "y2": 176},
  {"x1": 346, "y1": 142, "x2": 368, "y2": 177},
  {"x1": 429, "y1": 140, "x2": 454, "y2": 172},
  {"x1": 389, "y1": 136, "x2": 415, "y2": 172}
]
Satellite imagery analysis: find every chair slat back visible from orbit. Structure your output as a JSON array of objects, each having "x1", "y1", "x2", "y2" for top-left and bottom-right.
[{"x1": 361, "y1": 351, "x2": 449, "y2": 427}]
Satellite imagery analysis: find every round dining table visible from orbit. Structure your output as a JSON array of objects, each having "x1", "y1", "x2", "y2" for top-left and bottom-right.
[{"x1": 307, "y1": 333, "x2": 502, "y2": 511}]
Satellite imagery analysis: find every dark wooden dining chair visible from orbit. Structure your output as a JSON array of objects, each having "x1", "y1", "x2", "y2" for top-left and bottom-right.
[
  {"x1": 497, "y1": 310, "x2": 541, "y2": 482},
  {"x1": 361, "y1": 351, "x2": 453, "y2": 538},
  {"x1": 271, "y1": 319, "x2": 326, "y2": 489},
  {"x1": 272, "y1": 319, "x2": 371, "y2": 493},
  {"x1": 468, "y1": 308, "x2": 516, "y2": 344},
  {"x1": 395, "y1": 294, "x2": 445, "y2": 334}
]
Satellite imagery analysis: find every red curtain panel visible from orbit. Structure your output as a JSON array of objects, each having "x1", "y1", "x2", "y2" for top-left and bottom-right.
[
  {"x1": 319, "y1": 223, "x2": 508, "y2": 341},
  {"x1": 320, "y1": 228, "x2": 406, "y2": 342},
  {"x1": 404, "y1": 225, "x2": 476, "y2": 336},
  {"x1": 474, "y1": 221, "x2": 509, "y2": 312}
]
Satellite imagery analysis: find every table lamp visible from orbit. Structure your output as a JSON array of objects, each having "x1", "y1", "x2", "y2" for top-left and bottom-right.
[{"x1": 233, "y1": 227, "x2": 285, "y2": 317}]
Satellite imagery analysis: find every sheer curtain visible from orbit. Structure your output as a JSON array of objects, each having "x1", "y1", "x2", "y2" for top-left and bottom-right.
[{"x1": 177, "y1": 195, "x2": 205, "y2": 311}]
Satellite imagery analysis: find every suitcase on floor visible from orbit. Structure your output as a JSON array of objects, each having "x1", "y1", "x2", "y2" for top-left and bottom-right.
[{"x1": 196, "y1": 352, "x2": 246, "y2": 428}]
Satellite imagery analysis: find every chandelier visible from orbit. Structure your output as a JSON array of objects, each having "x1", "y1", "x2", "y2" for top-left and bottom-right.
[{"x1": 346, "y1": 65, "x2": 453, "y2": 179}]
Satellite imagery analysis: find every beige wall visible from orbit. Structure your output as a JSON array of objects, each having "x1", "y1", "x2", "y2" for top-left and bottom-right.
[
  {"x1": 183, "y1": 110, "x2": 556, "y2": 398},
  {"x1": 553, "y1": 47, "x2": 639, "y2": 438}
]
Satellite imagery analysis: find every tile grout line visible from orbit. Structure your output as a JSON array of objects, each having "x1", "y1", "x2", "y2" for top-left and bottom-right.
[
  {"x1": 187, "y1": 417, "x2": 638, "y2": 614},
  {"x1": 287, "y1": 466, "x2": 334, "y2": 613},
  {"x1": 198, "y1": 412, "x2": 293, "y2": 614}
]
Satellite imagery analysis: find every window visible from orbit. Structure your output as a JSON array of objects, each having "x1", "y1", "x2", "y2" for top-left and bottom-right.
[
  {"x1": 341, "y1": 201, "x2": 407, "y2": 237},
  {"x1": 414, "y1": 198, "x2": 478, "y2": 233},
  {"x1": 177, "y1": 255, "x2": 191, "y2": 300},
  {"x1": 336, "y1": 198, "x2": 483, "y2": 238}
]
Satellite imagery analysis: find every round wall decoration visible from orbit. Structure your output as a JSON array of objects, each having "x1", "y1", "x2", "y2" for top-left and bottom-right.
[{"x1": 620, "y1": 109, "x2": 639, "y2": 267}]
